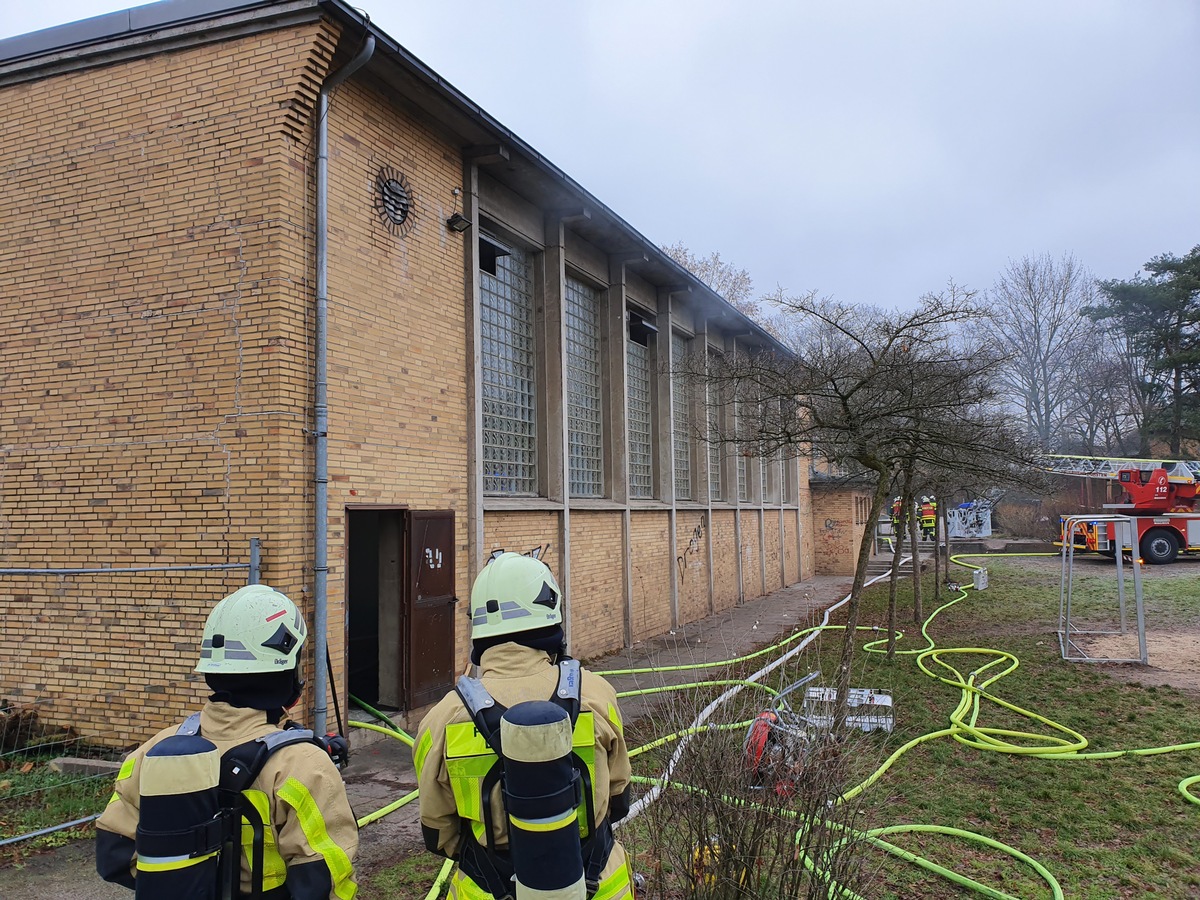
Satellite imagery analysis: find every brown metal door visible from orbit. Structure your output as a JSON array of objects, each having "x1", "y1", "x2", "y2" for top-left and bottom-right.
[{"x1": 406, "y1": 510, "x2": 457, "y2": 708}]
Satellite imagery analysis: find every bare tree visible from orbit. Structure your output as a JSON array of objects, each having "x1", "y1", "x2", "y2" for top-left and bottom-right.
[
  {"x1": 981, "y1": 253, "x2": 1098, "y2": 449},
  {"x1": 661, "y1": 241, "x2": 761, "y2": 320},
  {"x1": 1060, "y1": 325, "x2": 1145, "y2": 455},
  {"x1": 689, "y1": 285, "x2": 1038, "y2": 723}
]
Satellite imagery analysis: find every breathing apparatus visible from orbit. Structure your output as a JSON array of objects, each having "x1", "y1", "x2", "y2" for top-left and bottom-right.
[
  {"x1": 449, "y1": 553, "x2": 614, "y2": 899},
  {"x1": 132, "y1": 584, "x2": 348, "y2": 899}
]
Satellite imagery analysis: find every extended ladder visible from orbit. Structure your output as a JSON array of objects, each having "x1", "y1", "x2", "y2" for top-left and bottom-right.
[{"x1": 1042, "y1": 454, "x2": 1200, "y2": 485}]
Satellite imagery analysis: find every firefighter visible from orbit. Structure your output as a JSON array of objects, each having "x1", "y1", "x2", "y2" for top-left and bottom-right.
[
  {"x1": 415, "y1": 552, "x2": 635, "y2": 900},
  {"x1": 920, "y1": 496, "x2": 937, "y2": 541},
  {"x1": 95, "y1": 584, "x2": 359, "y2": 899},
  {"x1": 890, "y1": 496, "x2": 903, "y2": 538}
]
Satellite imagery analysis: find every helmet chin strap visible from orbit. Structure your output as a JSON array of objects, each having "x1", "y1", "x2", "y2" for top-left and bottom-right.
[{"x1": 285, "y1": 668, "x2": 304, "y2": 710}]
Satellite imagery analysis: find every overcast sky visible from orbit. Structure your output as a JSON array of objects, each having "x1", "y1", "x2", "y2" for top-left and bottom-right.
[{"x1": 3, "y1": 1, "x2": 1198, "y2": 309}]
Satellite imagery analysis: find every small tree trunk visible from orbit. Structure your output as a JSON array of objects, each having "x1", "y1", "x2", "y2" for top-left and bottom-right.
[
  {"x1": 886, "y1": 532, "x2": 903, "y2": 659},
  {"x1": 886, "y1": 472, "x2": 913, "y2": 660},
  {"x1": 932, "y1": 499, "x2": 941, "y2": 603},
  {"x1": 834, "y1": 465, "x2": 891, "y2": 731},
  {"x1": 907, "y1": 492, "x2": 923, "y2": 622},
  {"x1": 940, "y1": 500, "x2": 951, "y2": 574}
]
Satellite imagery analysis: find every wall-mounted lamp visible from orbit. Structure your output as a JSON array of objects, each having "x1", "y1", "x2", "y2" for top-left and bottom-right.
[{"x1": 446, "y1": 212, "x2": 471, "y2": 233}]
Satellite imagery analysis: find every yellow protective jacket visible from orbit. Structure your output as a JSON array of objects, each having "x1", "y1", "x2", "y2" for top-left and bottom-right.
[
  {"x1": 96, "y1": 701, "x2": 358, "y2": 900},
  {"x1": 414, "y1": 643, "x2": 634, "y2": 899}
]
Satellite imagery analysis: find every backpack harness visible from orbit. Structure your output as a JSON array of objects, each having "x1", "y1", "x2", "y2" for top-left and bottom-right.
[{"x1": 453, "y1": 658, "x2": 615, "y2": 899}]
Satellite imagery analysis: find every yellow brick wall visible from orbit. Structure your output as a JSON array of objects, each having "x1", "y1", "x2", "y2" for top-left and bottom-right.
[
  {"x1": 0, "y1": 19, "x2": 479, "y2": 744},
  {"x1": 675, "y1": 510, "x2": 710, "y2": 624},
  {"x1": 798, "y1": 465, "x2": 816, "y2": 580},
  {"x1": 812, "y1": 488, "x2": 868, "y2": 576},
  {"x1": 567, "y1": 512, "x2": 625, "y2": 661},
  {"x1": 764, "y1": 512, "x2": 783, "y2": 592},
  {"x1": 0, "y1": 24, "x2": 345, "y2": 743},
  {"x1": 303, "y1": 74, "x2": 471, "y2": 713},
  {"x1": 741, "y1": 510, "x2": 764, "y2": 599},
  {"x1": 783, "y1": 508, "x2": 800, "y2": 585},
  {"x1": 629, "y1": 511, "x2": 672, "y2": 641},
  {"x1": 483, "y1": 512, "x2": 561, "y2": 578},
  {"x1": 710, "y1": 510, "x2": 739, "y2": 611}
]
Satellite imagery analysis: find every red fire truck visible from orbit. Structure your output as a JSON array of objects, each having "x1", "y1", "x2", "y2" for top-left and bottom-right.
[{"x1": 1049, "y1": 455, "x2": 1200, "y2": 564}]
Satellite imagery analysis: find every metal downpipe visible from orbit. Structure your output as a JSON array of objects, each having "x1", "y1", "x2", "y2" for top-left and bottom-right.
[{"x1": 314, "y1": 33, "x2": 375, "y2": 737}]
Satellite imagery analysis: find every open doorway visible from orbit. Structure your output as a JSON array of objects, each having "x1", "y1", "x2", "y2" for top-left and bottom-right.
[{"x1": 346, "y1": 508, "x2": 456, "y2": 712}]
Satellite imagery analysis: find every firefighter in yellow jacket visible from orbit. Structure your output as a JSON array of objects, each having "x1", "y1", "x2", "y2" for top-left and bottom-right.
[
  {"x1": 414, "y1": 552, "x2": 635, "y2": 899},
  {"x1": 95, "y1": 584, "x2": 359, "y2": 899}
]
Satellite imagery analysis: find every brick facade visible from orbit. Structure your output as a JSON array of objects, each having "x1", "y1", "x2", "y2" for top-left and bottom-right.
[
  {"x1": 566, "y1": 512, "x2": 625, "y2": 661},
  {"x1": 709, "y1": 510, "x2": 739, "y2": 611},
  {"x1": 629, "y1": 511, "x2": 673, "y2": 642},
  {"x1": 811, "y1": 485, "x2": 872, "y2": 576},
  {"x1": 675, "y1": 509, "x2": 711, "y2": 624}
]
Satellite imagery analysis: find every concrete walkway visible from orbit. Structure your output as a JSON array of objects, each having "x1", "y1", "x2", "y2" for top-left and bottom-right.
[{"x1": 2, "y1": 572, "x2": 860, "y2": 898}]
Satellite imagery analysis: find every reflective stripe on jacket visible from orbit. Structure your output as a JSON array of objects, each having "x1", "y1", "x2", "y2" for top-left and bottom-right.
[{"x1": 444, "y1": 711, "x2": 597, "y2": 844}]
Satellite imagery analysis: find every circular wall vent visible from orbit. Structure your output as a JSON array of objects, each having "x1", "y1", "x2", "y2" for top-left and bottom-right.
[{"x1": 374, "y1": 167, "x2": 416, "y2": 236}]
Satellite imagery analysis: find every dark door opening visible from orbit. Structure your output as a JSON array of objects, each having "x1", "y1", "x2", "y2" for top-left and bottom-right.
[
  {"x1": 346, "y1": 508, "x2": 456, "y2": 712},
  {"x1": 346, "y1": 509, "x2": 404, "y2": 709}
]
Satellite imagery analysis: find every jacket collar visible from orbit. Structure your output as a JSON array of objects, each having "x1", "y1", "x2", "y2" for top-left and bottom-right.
[
  {"x1": 199, "y1": 700, "x2": 281, "y2": 741},
  {"x1": 477, "y1": 642, "x2": 554, "y2": 678}
]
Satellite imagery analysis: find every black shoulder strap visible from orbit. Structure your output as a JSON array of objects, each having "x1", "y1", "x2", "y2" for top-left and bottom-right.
[
  {"x1": 219, "y1": 728, "x2": 325, "y2": 900},
  {"x1": 221, "y1": 728, "x2": 323, "y2": 793}
]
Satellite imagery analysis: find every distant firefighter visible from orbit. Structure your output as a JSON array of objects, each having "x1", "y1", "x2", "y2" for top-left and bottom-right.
[{"x1": 920, "y1": 496, "x2": 937, "y2": 541}]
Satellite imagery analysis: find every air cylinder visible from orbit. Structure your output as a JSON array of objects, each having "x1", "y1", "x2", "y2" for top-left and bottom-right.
[
  {"x1": 500, "y1": 700, "x2": 586, "y2": 900},
  {"x1": 134, "y1": 734, "x2": 223, "y2": 900}
]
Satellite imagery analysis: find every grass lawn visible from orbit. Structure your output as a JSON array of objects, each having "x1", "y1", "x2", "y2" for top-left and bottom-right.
[
  {"x1": 757, "y1": 555, "x2": 1200, "y2": 899},
  {"x1": 0, "y1": 760, "x2": 111, "y2": 854}
]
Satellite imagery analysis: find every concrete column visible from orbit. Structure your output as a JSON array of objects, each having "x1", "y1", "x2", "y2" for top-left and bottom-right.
[
  {"x1": 543, "y1": 215, "x2": 570, "y2": 644},
  {"x1": 463, "y1": 164, "x2": 485, "y2": 588}
]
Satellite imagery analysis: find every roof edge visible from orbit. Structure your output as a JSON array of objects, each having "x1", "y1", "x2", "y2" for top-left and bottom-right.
[{"x1": 0, "y1": 0, "x2": 319, "y2": 81}]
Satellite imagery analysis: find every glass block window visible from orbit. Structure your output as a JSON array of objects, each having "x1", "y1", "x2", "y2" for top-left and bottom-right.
[
  {"x1": 672, "y1": 332, "x2": 692, "y2": 500},
  {"x1": 481, "y1": 243, "x2": 537, "y2": 494},
  {"x1": 708, "y1": 404, "x2": 722, "y2": 501},
  {"x1": 761, "y1": 456, "x2": 779, "y2": 504},
  {"x1": 566, "y1": 276, "x2": 603, "y2": 497},
  {"x1": 627, "y1": 339, "x2": 654, "y2": 499},
  {"x1": 736, "y1": 404, "x2": 749, "y2": 501}
]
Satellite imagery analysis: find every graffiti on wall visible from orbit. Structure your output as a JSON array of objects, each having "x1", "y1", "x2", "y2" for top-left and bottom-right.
[
  {"x1": 676, "y1": 514, "x2": 706, "y2": 585},
  {"x1": 488, "y1": 543, "x2": 550, "y2": 563}
]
